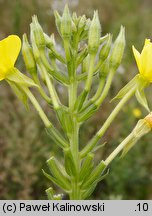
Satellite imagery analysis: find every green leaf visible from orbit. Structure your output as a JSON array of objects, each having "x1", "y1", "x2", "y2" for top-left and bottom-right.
[
  {"x1": 79, "y1": 153, "x2": 94, "y2": 182},
  {"x1": 47, "y1": 156, "x2": 70, "y2": 188},
  {"x1": 81, "y1": 169, "x2": 109, "y2": 199},
  {"x1": 81, "y1": 160, "x2": 106, "y2": 189},
  {"x1": 42, "y1": 169, "x2": 70, "y2": 191},
  {"x1": 64, "y1": 148, "x2": 77, "y2": 177}
]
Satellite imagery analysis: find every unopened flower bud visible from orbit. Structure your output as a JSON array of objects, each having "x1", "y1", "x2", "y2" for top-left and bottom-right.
[
  {"x1": 72, "y1": 12, "x2": 80, "y2": 26},
  {"x1": 110, "y1": 26, "x2": 125, "y2": 70},
  {"x1": 88, "y1": 11, "x2": 101, "y2": 54},
  {"x1": 99, "y1": 59, "x2": 109, "y2": 79},
  {"x1": 60, "y1": 5, "x2": 72, "y2": 39},
  {"x1": 85, "y1": 18, "x2": 91, "y2": 31},
  {"x1": 30, "y1": 23, "x2": 40, "y2": 60},
  {"x1": 99, "y1": 34, "x2": 112, "y2": 61},
  {"x1": 44, "y1": 33, "x2": 56, "y2": 49},
  {"x1": 32, "y1": 15, "x2": 45, "y2": 49},
  {"x1": 78, "y1": 15, "x2": 86, "y2": 31},
  {"x1": 54, "y1": 10, "x2": 62, "y2": 35},
  {"x1": 22, "y1": 34, "x2": 37, "y2": 74},
  {"x1": 71, "y1": 20, "x2": 77, "y2": 33}
]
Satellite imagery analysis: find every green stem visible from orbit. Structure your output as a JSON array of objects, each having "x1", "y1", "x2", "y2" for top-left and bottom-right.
[
  {"x1": 22, "y1": 87, "x2": 51, "y2": 127},
  {"x1": 39, "y1": 62, "x2": 60, "y2": 110},
  {"x1": 32, "y1": 74, "x2": 52, "y2": 104},
  {"x1": 80, "y1": 78, "x2": 105, "y2": 112},
  {"x1": 80, "y1": 87, "x2": 136, "y2": 158},
  {"x1": 104, "y1": 133, "x2": 134, "y2": 166},
  {"x1": 69, "y1": 119, "x2": 81, "y2": 200},
  {"x1": 95, "y1": 69, "x2": 115, "y2": 107},
  {"x1": 85, "y1": 54, "x2": 96, "y2": 92},
  {"x1": 66, "y1": 37, "x2": 81, "y2": 199}
]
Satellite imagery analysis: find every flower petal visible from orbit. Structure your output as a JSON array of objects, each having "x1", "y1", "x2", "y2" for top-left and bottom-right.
[
  {"x1": 0, "y1": 35, "x2": 21, "y2": 80},
  {"x1": 132, "y1": 45, "x2": 141, "y2": 73},
  {"x1": 4, "y1": 35, "x2": 21, "y2": 66},
  {"x1": 144, "y1": 39, "x2": 151, "y2": 45},
  {"x1": 140, "y1": 41, "x2": 152, "y2": 81}
]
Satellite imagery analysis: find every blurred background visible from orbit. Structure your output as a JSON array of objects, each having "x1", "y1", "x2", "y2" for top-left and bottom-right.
[{"x1": 0, "y1": 0, "x2": 152, "y2": 200}]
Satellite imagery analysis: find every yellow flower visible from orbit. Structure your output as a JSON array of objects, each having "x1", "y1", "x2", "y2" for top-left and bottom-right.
[
  {"x1": 132, "y1": 108, "x2": 142, "y2": 118},
  {"x1": 0, "y1": 35, "x2": 21, "y2": 80},
  {"x1": 132, "y1": 39, "x2": 152, "y2": 82}
]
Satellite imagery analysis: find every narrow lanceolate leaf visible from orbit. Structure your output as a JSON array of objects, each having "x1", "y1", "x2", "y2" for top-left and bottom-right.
[
  {"x1": 81, "y1": 169, "x2": 109, "y2": 199},
  {"x1": 64, "y1": 148, "x2": 77, "y2": 177},
  {"x1": 81, "y1": 160, "x2": 106, "y2": 189},
  {"x1": 47, "y1": 157, "x2": 70, "y2": 188},
  {"x1": 79, "y1": 153, "x2": 94, "y2": 182},
  {"x1": 42, "y1": 169, "x2": 70, "y2": 192}
]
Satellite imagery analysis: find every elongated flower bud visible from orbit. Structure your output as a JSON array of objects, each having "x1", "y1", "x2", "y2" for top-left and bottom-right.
[
  {"x1": 30, "y1": 23, "x2": 40, "y2": 60},
  {"x1": 110, "y1": 26, "x2": 125, "y2": 70},
  {"x1": 22, "y1": 34, "x2": 37, "y2": 74},
  {"x1": 88, "y1": 11, "x2": 101, "y2": 54},
  {"x1": 54, "y1": 10, "x2": 62, "y2": 35},
  {"x1": 78, "y1": 15, "x2": 86, "y2": 31},
  {"x1": 32, "y1": 15, "x2": 45, "y2": 49},
  {"x1": 99, "y1": 59, "x2": 109, "y2": 79},
  {"x1": 99, "y1": 34, "x2": 112, "y2": 61},
  {"x1": 60, "y1": 5, "x2": 72, "y2": 39},
  {"x1": 44, "y1": 33, "x2": 55, "y2": 49}
]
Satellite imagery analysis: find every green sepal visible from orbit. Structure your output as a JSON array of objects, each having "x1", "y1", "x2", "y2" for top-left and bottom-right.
[
  {"x1": 135, "y1": 89, "x2": 150, "y2": 112},
  {"x1": 42, "y1": 169, "x2": 70, "y2": 192},
  {"x1": 7, "y1": 80, "x2": 29, "y2": 109},
  {"x1": 6, "y1": 68, "x2": 38, "y2": 88},
  {"x1": 64, "y1": 148, "x2": 77, "y2": 177},
  {"x1": 135, "y1": 75, "x2": 150, "y2": 111}
]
